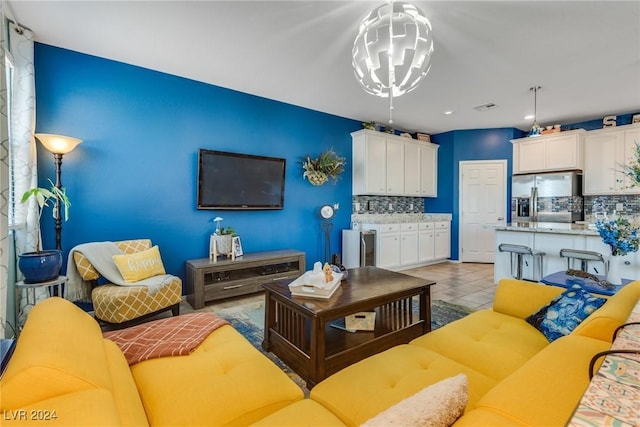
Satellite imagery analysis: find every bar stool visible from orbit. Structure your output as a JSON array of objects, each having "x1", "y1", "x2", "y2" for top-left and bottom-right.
[
  {"x1": 498, "y1": 244, "x2": 545, "y2": 281},
  {"x1": 559, "y1": 249, "x2": 607, "y2": 275}
]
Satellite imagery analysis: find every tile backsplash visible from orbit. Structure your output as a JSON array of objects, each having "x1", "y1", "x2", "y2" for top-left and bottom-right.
[
  {"x1": 585, "y1": 194, "x2": 640, "y2": 221},
  {"x1": 353, "y1": 194, "x2": 640, "y2": 220},
  {"x1": 352, "y1": 195, "x2": 424, "y2": 214},
  {"x1": 537, "y1": 196, "x2": 583, "y2": 213}
]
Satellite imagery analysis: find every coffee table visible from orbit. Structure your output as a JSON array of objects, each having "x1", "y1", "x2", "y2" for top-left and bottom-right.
[{"x1": 262, "y1": 266, "x2": 435, "y2": 388}]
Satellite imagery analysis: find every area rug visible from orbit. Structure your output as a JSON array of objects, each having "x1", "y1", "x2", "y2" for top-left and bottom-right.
[{"x1": 212, "y1": 299, "x2": 475, "y2": 394}]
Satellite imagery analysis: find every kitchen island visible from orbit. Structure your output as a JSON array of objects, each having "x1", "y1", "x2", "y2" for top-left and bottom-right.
[{"x1": 493, "y1": 222, "x2": 639, "y2": 283}]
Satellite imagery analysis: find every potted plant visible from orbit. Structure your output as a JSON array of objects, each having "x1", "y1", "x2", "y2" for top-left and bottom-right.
[
  {"x1": 18, "y1": 179, "x2": 70, "y2": 283},
  {"x1": 301, "y1": 149, "x2": 346, "y2": 186},
  {"x1": 210, "y1": 217, "x2": 236, "y2": 256}
]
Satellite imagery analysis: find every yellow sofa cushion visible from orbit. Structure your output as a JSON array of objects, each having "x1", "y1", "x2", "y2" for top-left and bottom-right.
[
  {"x1": 0, "y1": 298, "x2": 147, "y2": 426},
  {"x1": 1, "y1": 298, "x2": 118, "y2": 408},
  {"x1": 102, "y1": 340, "x2": 149, "y2": 426},
  {"x1": 572, "y1": 280, "x2": 640, "y2": 342},
  {"x1": 131, "y1": 324, "x2": 304, "y2": 427},
  {"x1": 250, "y1": 399, "x2": 347, "y2": 427},
  {"x1": 492, "y1": 278, "x2": 565, "y2": 319},
  {"x1": 410, "y1": 310, "x2": 550, "y2": 381},
  {"x1": 310, "y1": 344, "x2": 496, "y2": 427},
  {"x1": 112, "y1": 245, "x2": 166, "y2": 282},
  {"x1": 462, "y1": 335, "x2": 611, "y2": 426}
]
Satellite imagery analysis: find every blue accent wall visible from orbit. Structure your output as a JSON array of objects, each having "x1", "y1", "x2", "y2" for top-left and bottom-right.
[
  {"x1": 426, "y1": 128, "x2": 524, "y2": 260},
  {"x1": 35, "y1": 43, "x2": 358, "y2": 282}
]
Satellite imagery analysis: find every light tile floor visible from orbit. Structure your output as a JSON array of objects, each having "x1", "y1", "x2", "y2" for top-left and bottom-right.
[
  {"x1": 182, "y1": 262, "x2": 497, "y2": 313},
  {"x1": 401, "y1": 262, "x2": 496, "y2": 310}
]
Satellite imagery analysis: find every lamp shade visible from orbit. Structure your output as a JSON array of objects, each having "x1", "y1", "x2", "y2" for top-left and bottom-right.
[
  {"x1": 35, "y1": 133, "x2": 82, "y2": 154},
  {"x1": 352, "y1": 1, "x2": 434, "y2": 98}
]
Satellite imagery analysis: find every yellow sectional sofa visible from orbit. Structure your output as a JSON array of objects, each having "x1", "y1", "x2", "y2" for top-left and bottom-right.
[
  {"x1": 0, "y1": 297, "x2": 303, "y2": 426},
  {"x1": 2, "y1": 278, "x2": 639, "y2": 426},
  {"x1": 259, "y1": 278, "x2": 640, "y2": 426}
]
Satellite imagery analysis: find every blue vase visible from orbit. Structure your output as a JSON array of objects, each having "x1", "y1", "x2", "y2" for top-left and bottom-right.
[{"x1": 18, "y1": 250, "x2": 63, "y2": 284}]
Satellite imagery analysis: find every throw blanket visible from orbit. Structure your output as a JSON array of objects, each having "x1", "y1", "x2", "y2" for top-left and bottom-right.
[
  {"x1": 103, "y1": 313, "x2": 229, "y2": 365},
  {"x1": 66, "y1": 242, "x2": 177, "y2": 302}
]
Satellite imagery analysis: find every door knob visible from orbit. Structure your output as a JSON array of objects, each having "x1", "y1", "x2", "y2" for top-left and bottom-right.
[{"x1": 497, "y1": 217, "x2": 504, "y2": 221}]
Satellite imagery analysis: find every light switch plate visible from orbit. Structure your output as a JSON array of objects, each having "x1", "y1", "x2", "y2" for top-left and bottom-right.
[{"x1": 616, "y1": 202, "x2": 624, "y2": 211}]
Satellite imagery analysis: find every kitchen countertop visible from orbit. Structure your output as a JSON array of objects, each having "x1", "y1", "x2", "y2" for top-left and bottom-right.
[
  {"x1": 495, "y1": 222, "x2": 599, "y2": 236},
  {"x1": 352, "y1": 213, "x2": 452, "y2": 224}
]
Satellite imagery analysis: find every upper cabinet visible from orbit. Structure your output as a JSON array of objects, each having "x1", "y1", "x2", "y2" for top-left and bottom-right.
[
  {"x1": 351, "y1": 130, "x2": 438, "y2": 197},
  {"x1": 583, "y1": 124, "x2": 640, "y2": 195},
  {"x1": 511, "y1": 130, "x2": 585, "y2": 174}
]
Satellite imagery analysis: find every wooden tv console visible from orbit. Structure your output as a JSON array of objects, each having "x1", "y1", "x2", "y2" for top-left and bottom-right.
[{"x1": 185, "y1": 249, "x2": 306, "y2": 309}]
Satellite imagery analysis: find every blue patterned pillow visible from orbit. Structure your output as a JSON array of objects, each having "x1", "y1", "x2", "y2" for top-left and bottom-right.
[{"x1": 526, "y1": 286, "x2": 607, "y2": 342}]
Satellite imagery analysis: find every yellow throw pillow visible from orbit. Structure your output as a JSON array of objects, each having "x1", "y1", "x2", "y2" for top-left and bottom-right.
[{"x1": 113, "y1": 245, "x2": 166, "y2": 282}]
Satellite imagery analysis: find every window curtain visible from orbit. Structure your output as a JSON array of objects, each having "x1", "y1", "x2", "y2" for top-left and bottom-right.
[
  {"x1": 2, "y1": 14, "x2": 38, "y2": 332},
  {"x1": 0, "y1": 5, "x2": 9, "y2": 338},
  {"x1": 9, "y1": 21, "x2": 37, "y2": 255}
]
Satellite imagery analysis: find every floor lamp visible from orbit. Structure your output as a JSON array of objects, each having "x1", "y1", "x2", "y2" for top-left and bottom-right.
[{"x1": 34, "y1": 133, "x2": 82, "y2": 250}]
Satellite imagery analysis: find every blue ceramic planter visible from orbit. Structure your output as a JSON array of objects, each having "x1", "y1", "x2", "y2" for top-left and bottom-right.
[{"x1": 18, "y1": 250, "x2": 62, "y2": 284}]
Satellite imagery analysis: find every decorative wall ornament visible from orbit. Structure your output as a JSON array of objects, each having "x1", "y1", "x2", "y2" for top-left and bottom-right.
[
  {"x1": 301, "y1": 149, "x2": 346, "y2": 186},
  {"x1": 352, "y1": 0, "x2": 434, "y2": 124}
]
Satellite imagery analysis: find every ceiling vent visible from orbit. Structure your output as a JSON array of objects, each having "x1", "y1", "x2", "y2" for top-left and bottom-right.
[{"x1": 474, "y1": 103, "x2": 498, "y2": 112}]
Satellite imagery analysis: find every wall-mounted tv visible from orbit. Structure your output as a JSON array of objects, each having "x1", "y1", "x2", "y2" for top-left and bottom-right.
[{"x1": 197, "y1": 149, "x2": 286, "y2": 210}]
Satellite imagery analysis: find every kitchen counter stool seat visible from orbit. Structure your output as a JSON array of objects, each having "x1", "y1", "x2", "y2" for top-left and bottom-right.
[
  {"x1": 498, "y1": 243, "x2": 545, "y2": 281},
  {"x1": 559, "y1": 248, "x2": 607, "y2": 276}
]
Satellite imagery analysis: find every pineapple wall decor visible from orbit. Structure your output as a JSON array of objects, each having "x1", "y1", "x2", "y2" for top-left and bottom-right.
[{"x1": 301, "y1": 149, "x2": 346, "y2": 186}]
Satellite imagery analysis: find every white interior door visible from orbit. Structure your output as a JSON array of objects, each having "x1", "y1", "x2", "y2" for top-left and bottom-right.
[{"x1": 459, "y1": 160, "x2": 507, "y2": 263}]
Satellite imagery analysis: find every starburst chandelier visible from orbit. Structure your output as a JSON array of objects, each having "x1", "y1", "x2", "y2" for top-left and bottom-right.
[{"x1": 352, "y1": 0, "x2": 434, "y2": 124}]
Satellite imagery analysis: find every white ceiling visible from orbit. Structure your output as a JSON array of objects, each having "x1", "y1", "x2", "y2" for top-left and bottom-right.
[{"x1": 8, "y1": 0, "x2": 640, "y2": 134}]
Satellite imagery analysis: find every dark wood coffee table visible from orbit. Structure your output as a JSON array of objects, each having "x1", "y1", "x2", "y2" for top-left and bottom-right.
[{"x1": 262, "y1": 266, "x2": 435, "y2": 388}]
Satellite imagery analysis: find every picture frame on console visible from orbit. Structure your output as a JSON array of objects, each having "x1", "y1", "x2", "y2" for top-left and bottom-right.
[{"x1": 233, "y1": 236, "x2": 243, "y2": 258}]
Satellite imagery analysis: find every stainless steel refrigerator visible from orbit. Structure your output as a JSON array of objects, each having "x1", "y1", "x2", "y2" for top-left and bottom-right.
[
  {"x1": 342, "y1": 230, "x2": 376, "y2": 269},
  {"x1": 511, "y1": 171, "x2": 583, "y2": 223}
]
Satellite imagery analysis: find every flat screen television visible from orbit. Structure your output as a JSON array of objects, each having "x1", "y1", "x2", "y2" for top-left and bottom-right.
[{"x1": 197, "y1": 149, "x2": 286, "y2": 210}]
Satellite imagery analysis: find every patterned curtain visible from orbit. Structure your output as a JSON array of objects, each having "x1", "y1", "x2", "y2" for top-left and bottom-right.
[
  {"x1": 9, "y1": 21, "x2": 37, "y2": 256},
  {"x1": 0, "y1": 13, "x2": 38, "y2": 333},
  {"x1": 0, "y1": 4, "x2": 9, "y2": 337}
]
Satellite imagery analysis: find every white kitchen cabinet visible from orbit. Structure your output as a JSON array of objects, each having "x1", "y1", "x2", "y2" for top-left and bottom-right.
[
  {"x1": 386, "y1": 140, "x2": 404, "y2": 194},
  {"x1": 420, "y1": 143, "x2": 438, "y2": 197},
  {"x1": 434, "y1": 221, "x2": 451, "y2": 260},
  {"x1": 352, "y1": 131, "x2": 387, "y2": 194},
  {"x1": 352, "y1": 130, "x2": 439, "y2": 196},
  {"x1": 361, "y1": 223, "x2": 401, "y2": 269},
  {"x1": 404, "y1": 142, "x2": 421, "y2": 196},
  {"x1": 400, "y1": 223, "x2": 419, "y2": 265},
  {"x1": 418, "y1": 222, "x2": 435, "y2": 262},
  {"x1": 361, "y1": 218, "x2": 451, "y2": 270},
  {"x1": 511, "y1": 130, "x2": 585, "y2": 174},
  {"x1": 583, "y1": 124, "x2": 640, "y2": 195}
]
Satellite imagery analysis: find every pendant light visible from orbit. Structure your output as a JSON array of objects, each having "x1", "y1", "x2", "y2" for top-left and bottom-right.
[
  {"x1": 352, "y1": 0, "x2": 434, "y2": 124},
  {"x1": 528, "y1": 86, "x2": 542, "y2": 137}
]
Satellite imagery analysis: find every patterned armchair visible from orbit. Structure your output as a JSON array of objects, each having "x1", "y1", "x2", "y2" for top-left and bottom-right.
[{"x1": 72, "y1": 239, "x2": 182, "y2": 328}]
